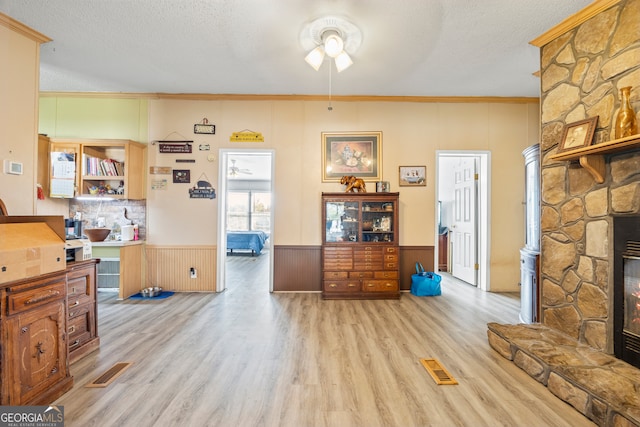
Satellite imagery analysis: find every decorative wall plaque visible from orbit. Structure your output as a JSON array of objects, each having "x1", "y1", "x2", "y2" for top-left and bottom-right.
[{"x1": 158, "y1": 141, "x2": 193, "y2": 153}]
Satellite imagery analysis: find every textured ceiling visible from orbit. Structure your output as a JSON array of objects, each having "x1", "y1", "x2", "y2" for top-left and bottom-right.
[{"x1": 0, "y1": 0, "x2": 594, "y2": 97}]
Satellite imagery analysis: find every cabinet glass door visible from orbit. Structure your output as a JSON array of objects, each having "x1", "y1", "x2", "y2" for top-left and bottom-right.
[
  {"x1": 325, "y1": 201, "x2": 359, "y2": 242},
  {"x1": 362, "y1": 200, "x2": 395, "y2": 243}
]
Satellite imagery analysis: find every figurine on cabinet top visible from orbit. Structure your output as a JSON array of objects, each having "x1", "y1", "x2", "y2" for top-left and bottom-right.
[{"x1": 340, "y1": 175, "x2": 367, "y2": 193}]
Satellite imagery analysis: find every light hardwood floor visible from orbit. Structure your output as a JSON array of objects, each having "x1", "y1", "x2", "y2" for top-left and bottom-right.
[{"x1": 56, "y1": 251, "x2": 595, "y2": 427}]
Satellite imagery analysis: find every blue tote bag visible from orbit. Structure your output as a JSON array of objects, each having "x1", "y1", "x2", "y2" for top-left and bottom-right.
[{"x1": 410, "y1": 262, "x2": 442, "y2": 296}]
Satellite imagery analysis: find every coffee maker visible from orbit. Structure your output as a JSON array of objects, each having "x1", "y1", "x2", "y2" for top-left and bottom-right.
[{"x1": 65, "y1": 218, "x2": 83, "y2": 239}]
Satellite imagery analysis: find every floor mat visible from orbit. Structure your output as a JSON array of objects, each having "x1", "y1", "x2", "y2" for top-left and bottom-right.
[
  {"x1": 128, "y1": 291, "x2": 174, "y2": 300},
  {"x1": 86, "y1": 362, "x2": 132, "y2": 388},
  {"x1": 420, "y1": 358, "x2": 458, "y2": 385}
]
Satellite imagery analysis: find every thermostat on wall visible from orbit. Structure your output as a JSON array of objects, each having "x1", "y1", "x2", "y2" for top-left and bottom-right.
[{"x1": 3, "y1": 160, "x2": 23, "y2": 175}]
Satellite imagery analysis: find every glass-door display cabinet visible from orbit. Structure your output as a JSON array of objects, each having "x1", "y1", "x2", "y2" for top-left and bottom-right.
[{"x1": 321, "y1": 192, "x2": 400, "y2": 300}]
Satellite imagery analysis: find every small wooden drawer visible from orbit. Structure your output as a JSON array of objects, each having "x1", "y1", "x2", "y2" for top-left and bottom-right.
[
  {"x1": 68, "y1": 300, "x2": 91, "y2": 319},
  {"x1": 67, "y1": 280, "x2": 92, "y2": 309},
  {"x1": 68, "y1": 305, "x2": 91, "y2": 336},
  {"x1": 323, "y1": 280, "x2": 360, "y2": 292},
  {"x1": 384, "y1": 254, "x2": 398, "y2": 262},
  {"x1": 7, "y1": 279, "x2": 66, "y2": 315},
  {"x1": 323, "y1": 260, "x2": 353, "y2": 270},
  {"x1": 374, "y1": 271, "x2": 398, "y2": 279},
  {"x1": 323, "y1": 271, "x2": 348, "y2": 280},
  {"x1": 363, "y1": 280, "x2": 399, "y2": 292},
  {"x1": 349, "y1": 271, "x2": 374, "y2": 279},
  {"x1": 353, "y1": 263, "x2": 377, "y2": 270},
  {"x1": 384, "y1": 247, "x2": 398, "y2": 254},
  {"x1": 68, "y1": 330, "x2": 92, "y2": 352}
]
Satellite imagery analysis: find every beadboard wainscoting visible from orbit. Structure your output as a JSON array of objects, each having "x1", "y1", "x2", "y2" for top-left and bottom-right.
[
  {"x1": 273, "y1": 246, "x2": 322, "y2": 292},
  {"x1": 399, "y1": 246, "x2": 435, "y2": 291},
  {"x1": 145, "y1": 245, "x2": 217, "y2": 292},
  {"x1": 272, "y1": 245, "x2": 435, "y2": 292}
]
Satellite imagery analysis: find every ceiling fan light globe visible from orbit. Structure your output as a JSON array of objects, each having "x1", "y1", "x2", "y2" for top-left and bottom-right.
[
  {"x1": 305, "y1": 46, "x2": 325, "y2": 71},
  {"x1": 334, "y1": 52, "x2": 353, "y2": 72},
  {"x1": 323, "y1": 33, "x2": 344, "y2": 58}
]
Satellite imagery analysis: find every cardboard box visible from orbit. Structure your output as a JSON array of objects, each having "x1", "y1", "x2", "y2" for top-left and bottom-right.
[{"x1": 0, "y1": 221, "x2": 66, "y2": 284}]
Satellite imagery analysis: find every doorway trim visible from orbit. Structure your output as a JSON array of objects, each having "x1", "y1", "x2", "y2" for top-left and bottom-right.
[
  {"x1": 216, "y1": 149, "x2": 275, "y2": 293},
  {"x1": 435, "y1": 150, "x2": 491, "y2": 291}
]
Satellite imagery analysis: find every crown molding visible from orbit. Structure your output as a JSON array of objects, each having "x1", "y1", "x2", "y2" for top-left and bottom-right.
[
  {"x1": 530, "y1": 0, "x2": 621, "y2": 47},
  {"x1": 0, "y1": 12, "x2": 51, "y2": 44},
  {"x1": 39, "y1": 92, "x2": 539, "y2": 104}
]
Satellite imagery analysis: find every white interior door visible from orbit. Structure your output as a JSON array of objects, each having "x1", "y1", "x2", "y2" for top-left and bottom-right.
[{"x1": 452, "y1": 157, "x2": 478, "y2": 286}]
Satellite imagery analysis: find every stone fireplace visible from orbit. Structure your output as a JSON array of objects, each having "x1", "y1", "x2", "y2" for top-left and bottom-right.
[
  {"x1": 488, "y1": 1, "x2": 640, "y2": 425},
  {"x1": 538, "y1": 0, "x2": 639, "y2": 358}
]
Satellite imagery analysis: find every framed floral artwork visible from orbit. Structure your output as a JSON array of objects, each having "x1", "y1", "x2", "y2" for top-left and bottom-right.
[{"x1": 321, "y1": 131, "x2": 382, "y2": 182}]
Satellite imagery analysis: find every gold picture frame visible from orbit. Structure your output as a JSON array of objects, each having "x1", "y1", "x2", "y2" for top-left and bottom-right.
[
  {"x1": 321, "y1": 131, "x2": 382, "y2": 182},
  {"x1": 558, "y1": 117, "x2": 598, "y2": 153},
  {"x1": 399, "y1": 166, "x2": 426, "y2": 187}
]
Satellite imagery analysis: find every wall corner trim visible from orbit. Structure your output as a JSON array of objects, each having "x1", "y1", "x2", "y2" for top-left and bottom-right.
[{"x1": 530, "y1": 0, "x2": 621, "y2": 47}]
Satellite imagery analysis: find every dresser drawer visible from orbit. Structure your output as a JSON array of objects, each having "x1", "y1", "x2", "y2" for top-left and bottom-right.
[
  {"x1": 353, "y1": 262, "x2": 378, "y2": 270},
  {"x1": 68, "y1": 330, "x2": 93, "y2": 353},
  {"x1": 374, "y1": 270, "x2": 398, "y2": 279},
  {"x1": 324, "y1": 259, "x2": 353, "y2": 270},
  {"x1": 68, "y1": 304, "x2": 91, "y2": 335},
  {"x1": 349, "y1": 271, "x2": 374, "y2": 279},
  {"x1": 323, "y1": 271, "x2": 348, "y2": 280},
  {"x1": 363, "y1": 279, "x2": 399, "y2": 292},
  {"x1": 323, "y1": 280, "x2": 360, "y2": 292},
  {"x1": 68, "y1": 277, "x2": 92, "y2": 309},
  {"x1": 7, "y1": 279, "x2": 66, "y2": 315}
]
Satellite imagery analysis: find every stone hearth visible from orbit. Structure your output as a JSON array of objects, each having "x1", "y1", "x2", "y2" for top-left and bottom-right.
[{"x1": 488, "y1": 323, "x2": 640, "y2": 426}]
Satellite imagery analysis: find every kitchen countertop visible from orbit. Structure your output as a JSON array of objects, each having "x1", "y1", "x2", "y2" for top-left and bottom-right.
[{"x1": 91, "y1": 240, "x2": 145, "y2": 247}]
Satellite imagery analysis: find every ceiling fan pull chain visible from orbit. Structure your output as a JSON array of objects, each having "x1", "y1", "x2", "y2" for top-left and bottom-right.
[{"x1": 328, "y1": 63, "x2": 333, "y2": 111}]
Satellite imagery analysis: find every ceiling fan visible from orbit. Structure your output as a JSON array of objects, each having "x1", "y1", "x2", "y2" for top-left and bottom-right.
[{"x1": 228, "y1": 159, "x2": 253, "y2": 177}]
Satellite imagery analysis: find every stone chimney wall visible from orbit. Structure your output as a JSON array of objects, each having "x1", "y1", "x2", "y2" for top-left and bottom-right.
[{"x1": 539, "y1": 0, "x2": 640, "y2": 353}]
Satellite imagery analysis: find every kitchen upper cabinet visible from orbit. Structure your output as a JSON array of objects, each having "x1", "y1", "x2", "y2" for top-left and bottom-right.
[{"x1": 48, "y1": 138, "x2": 146, "y2": 199}]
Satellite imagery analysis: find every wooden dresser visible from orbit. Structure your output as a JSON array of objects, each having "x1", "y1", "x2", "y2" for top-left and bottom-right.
[
  {"x1": 1, "y1": 270, "x2": 73, "y2": 405},
  {"x1": 321, "y1": 192, "x2": 400, "y2": 299},
  {"x1": 0, "y1": 259, "x2": 100, "y2": 404}
]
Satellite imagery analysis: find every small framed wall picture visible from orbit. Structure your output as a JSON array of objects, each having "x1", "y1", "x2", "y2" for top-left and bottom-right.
[
  {"x1": 399, "y1": 166, "x2": 426, "y2": 187},
  {"x1": 558, "y1": 116, "x2": 598, "y2": 153},
  {"x1": 172, "y1": 169, "x2": 190, "y2": 183}
]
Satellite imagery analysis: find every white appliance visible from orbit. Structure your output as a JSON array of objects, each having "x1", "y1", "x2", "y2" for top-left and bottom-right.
[
  {"x1": 121, "y1": 225, "x2": 134, "y2": 241},
  {"x1": 65, "y1": 238, "x2": 92, "y2": 261}
]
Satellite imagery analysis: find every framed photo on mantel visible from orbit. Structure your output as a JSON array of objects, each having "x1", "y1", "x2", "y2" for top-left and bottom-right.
[{"x1": 558, "y1": 117, "x2": 598, "y2": 153}]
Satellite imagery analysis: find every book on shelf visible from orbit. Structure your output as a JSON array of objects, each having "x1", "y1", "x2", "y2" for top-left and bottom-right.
[{"x1": 83, "y1": 155, "x2": 124, "y2": 176}]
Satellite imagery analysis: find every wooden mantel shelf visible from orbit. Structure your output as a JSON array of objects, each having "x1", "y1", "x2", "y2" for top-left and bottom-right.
[{"x1": 549, "y1": 134, "x2": 640, "y2": 183}]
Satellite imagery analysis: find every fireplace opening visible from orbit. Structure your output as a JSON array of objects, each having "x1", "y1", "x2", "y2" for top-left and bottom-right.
[{"x1": 613, "y1": 215, "x2": 640, "y2": 369}]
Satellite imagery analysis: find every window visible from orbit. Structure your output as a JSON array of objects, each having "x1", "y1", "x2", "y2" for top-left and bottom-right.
[{"x1": 227, "y1": 191, "x2": 271, "y2": 232}]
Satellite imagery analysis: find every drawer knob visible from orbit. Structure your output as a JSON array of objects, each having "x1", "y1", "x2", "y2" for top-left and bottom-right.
[
  {"x1": 329, "y1": 283, "x2": 337, "y2": 288},
  {"x1": 72, "y1": 300, "x2": 80, "y2": 307},
  {"x1": 68, "y1": 325, "x2": 76, "y2": 334}
]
